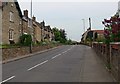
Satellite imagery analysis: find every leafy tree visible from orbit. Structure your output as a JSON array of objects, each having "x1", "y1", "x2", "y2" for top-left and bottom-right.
[
  {"x1": 52, "y1": 28, "x2": 61, "y2": 41},
  {"x1": 102, "y1": 15, "x2": 120, "y2": 44},
  {"x1": 52, "y1": 27, "x2": 67, "y2": 43}
]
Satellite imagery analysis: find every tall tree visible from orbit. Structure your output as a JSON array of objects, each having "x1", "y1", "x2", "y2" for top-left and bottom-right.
[
  {"x1": 52, "y1": 28, "x2": 67, "y2": 43},
  {"x1": 60, "y1": 29, "x2": 67, "y2": 43}
]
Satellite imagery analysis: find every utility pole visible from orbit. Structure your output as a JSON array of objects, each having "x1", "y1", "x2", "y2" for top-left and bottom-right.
[
  {"x1": 30, "y1": 0, "x2": 33, "y2": 53},
  {"x1": 82, "y1": 19, "x2": 85, "y2": 32}
]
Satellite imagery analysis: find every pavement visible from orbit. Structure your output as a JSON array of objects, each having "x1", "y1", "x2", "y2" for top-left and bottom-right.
[{"x1": 2, "y1": 45, "x2": 116, "y2": 83}]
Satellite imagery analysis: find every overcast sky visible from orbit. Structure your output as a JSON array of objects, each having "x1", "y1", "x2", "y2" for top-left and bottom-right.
[{"x1": 17, "y1": 0, "x2": 119, "y2": 41}]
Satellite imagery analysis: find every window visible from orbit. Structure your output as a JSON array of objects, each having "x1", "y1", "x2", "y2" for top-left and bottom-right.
[
  {"x1": 9, "y1": 11, "x2": 14, "y2": 22},
  {"x1": 28, "y1": 19, "x2": 31, "y2": 28},
  {"x1": 9, "y1": 29, "x2": 14, "y2": 40},
  {"x1": 19, "y1": 20, "x2": 22, "y2": 25}
]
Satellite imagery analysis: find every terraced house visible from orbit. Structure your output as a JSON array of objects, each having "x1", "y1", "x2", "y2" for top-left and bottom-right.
[
  {"x1": 22, "y1": 9, "x2": 35, "y2": 43},
  {"x1": 22, "y1": 10, "x2": 29, "y2": 35},
  {"x1": 46, "y1": 25, "x2": 54, "y2": 41},
  {"x1": 2, "y1": 0, "x2": 22, "y2": 44},
  {"x1": 2, "y1": 0, "x2": 54, "y2": 45},
  {"x1": 40, "y1": 21, "x2": 46, "y2": 41},
  {"x1": 32, "y1": 16, "x2": 42, "y2": 43}
]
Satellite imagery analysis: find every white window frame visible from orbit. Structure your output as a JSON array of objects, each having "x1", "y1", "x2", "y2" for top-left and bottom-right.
[
  {"x1": 9, "y1": 11, "x2": 14, "y2": 22},
  {"x1": 9, "y1": 29, "x2": 14, "y2": 40},
  {"x1": 28, "y1": 19, "x2": 31, "y2": 28}
]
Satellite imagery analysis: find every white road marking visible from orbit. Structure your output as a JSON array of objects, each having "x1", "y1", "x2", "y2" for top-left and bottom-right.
[
  {"x1": 27, "y1": 60, "x2": 48, "y2": 71},
  {"x1": 62, "y1": 50, "x2": 67, "y2": 54},
  {"x1": 2, "y1": 76, "x2": 15, "y2": 83},
  {"x1": 52, "y1": 46, "x2": 74, "y2": 59},
  {"x1": 57, "y1": 54, "x2": 61, "y2": 56},
  {"x1": 67, "y1": 49, "x2": 71, "y2": 51},
  {"x1": 28, "y1": 46, "x2": 75, "y2": 71},
  {"x1": 51, "y1": 56, "x2": 57, "y2": 59},
  {"x1": 67, "y1": 46, "x2": 74, "y2": 51},
  {"x1": 51, "y1": 54, "x2": 61, "y2": 59}
]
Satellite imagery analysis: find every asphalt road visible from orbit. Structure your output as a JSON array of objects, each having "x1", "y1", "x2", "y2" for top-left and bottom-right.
[{"x1": 2, "y1": 45, "x2": 115, "y2": 82}]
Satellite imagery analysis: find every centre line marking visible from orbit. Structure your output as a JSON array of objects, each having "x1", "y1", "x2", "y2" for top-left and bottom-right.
[
  {"x1": 51, "y1": 54, "x2": 62, "y2": 59},
  {"x1": 27, "y1": 60, "x2": 48, "y2": 71},
  {"x1": 62, "y1": 51, "x2": 67, "y2": 54},
  {"x1": 2, "y1": 76, "x2": 15, "y2": 83},
  {"x1": 51, "y1": 56, "x2": 57, "y2": 59}
]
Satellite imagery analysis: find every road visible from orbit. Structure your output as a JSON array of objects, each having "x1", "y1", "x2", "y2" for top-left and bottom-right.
[{"x1": 2, "y1": 45, "x2": 115, "y2": 82}]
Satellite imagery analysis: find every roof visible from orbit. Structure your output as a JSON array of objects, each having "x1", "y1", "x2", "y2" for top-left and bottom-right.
[
  {"x1": 35, "y1": 21, "x2": 42, "y2": 29},
  {"x1": 92, "y1": 30, "x2": 104, "y2": 34},
  {"x1": 15, "y1": 1, "x2": 22, "y2": 18},
  {"x1": 1, "y1": 0, "x2": 22, "y2": 18}
]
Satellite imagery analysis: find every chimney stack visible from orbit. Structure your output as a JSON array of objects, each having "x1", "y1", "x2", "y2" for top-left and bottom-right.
[
  {"x1": 32, "y1": 16, "x2": 36, "y2": 21},
  {"x1": 23, "y1": 10, "x2": 28, "y2": 18}
]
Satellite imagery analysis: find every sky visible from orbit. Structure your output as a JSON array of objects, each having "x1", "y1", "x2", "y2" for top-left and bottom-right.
[{"x1": 17, "y1": 0, "x2": 119, "y2": 41}]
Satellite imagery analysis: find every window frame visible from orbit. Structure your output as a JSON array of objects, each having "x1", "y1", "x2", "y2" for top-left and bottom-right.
[
  {"x1": 9, "y1": 11, "x2": 14, "y2": 22},
  {"x1": 9, "y1": 29, "x2": 14, "y2": 40}
]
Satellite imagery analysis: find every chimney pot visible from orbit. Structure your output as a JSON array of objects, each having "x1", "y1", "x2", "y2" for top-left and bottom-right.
[
  {"x1": 32, "y1": 16, "x2": 36, "y2": 21},
  {"x1": 23, "y1": 10, "x2": 28, "y2": 18}
]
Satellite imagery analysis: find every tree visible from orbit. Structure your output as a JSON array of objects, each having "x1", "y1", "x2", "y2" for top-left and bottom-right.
[
  {"x1": 52, "y1": 27, "x2": 67, "y2": 43},
  {"x1": 19, "y1": 34, "x2": 32, "y2": 46},
  {"x1": 102, "y1": 15, "x2": 120, "y2": 44},
  {"x1": 52, "y1": 27, "x2": 61, "y2": 41},
  {"x1": 59, "y1": 29, "x2": 67, "y2": 43}
]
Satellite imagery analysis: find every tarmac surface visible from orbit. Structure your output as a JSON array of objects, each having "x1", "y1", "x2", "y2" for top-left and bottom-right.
[{"x1": 2, "y1": 45, "x2": 115, "y2": 82}]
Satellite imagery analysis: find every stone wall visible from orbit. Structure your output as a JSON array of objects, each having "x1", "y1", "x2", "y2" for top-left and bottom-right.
[
  {"x1": 92, "y1": 42, "x2": 120, "y2": 82},
  {"x1": 2, "y1": 44, "x2": 60, "y2": 61},
  {"x1": 110, "y1": 43, "x2": 120, "y2": 81},
  {"x1": 2, "y1": 46, "x2": 30, "y2": 60}
]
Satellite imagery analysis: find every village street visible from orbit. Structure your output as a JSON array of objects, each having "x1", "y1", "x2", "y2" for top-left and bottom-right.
[
  {"x1": 1, "y1": 0, "x2": 120, "y2": 83},
  {"x1": 2, "y1": 45, "x2": 115, "y2": 82}
]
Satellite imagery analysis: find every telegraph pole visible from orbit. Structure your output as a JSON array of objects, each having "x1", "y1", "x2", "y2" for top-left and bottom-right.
[{"x1": 30, "y1": 0, "x2": 33, "y2": 53}]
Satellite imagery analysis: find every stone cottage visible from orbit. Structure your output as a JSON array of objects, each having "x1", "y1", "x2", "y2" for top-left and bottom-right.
[
  {"x1": 2, "y1": 0, "x2": 22, "y2": 44},
  {"x1": 40, "y1": 21, "x2": 45, "y2": 41},
  {"x1": 32, "y1": 16, "x2": 42, "y2": 43},
  {"x1": 22, "y1": 9, "x2": 35, "y2": 43}
]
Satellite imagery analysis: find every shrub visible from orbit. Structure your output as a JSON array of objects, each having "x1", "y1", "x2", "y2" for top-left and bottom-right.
[{"x1": 19, "y1": 34, "x2": 32, "y2": 46}]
